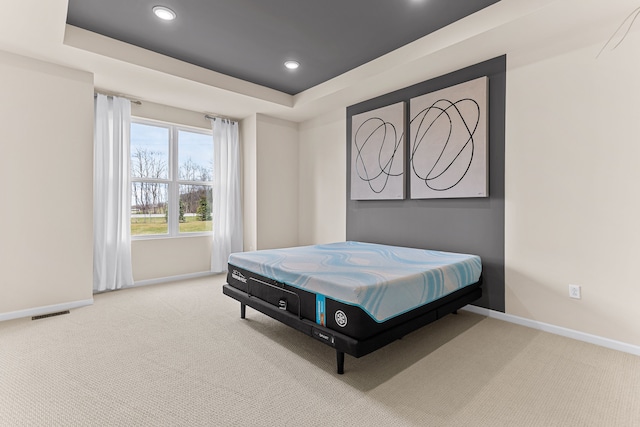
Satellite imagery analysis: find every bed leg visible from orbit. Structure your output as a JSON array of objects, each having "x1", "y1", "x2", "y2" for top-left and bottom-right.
[
  {"x1": 241, "y1": 303, "x2": 246, "y2": 319},
  {"x1": 336, "y1": 351, "x2": 345, "y2": 375}
]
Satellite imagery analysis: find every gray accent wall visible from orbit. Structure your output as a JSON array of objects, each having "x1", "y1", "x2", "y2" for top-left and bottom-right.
[{"x1": 346, "y1": 56, "x2": 506, "y2": 312}]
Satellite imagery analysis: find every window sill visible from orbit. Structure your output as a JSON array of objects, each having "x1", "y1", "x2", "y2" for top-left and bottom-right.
[{"x1": 132, "y1": 233, "x2": 212, "y2": 241}]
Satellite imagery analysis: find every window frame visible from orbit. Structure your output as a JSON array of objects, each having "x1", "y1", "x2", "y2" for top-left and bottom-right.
[{"x1": 130, "y1": 117, "x2": 213, "y2": 240}]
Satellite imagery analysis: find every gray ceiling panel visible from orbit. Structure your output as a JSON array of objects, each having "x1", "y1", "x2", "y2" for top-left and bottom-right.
[{"x1": 67, "y1": 0, "x2": 501, "y2": 94}]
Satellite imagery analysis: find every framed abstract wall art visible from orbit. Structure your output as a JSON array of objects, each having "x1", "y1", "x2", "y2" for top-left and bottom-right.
[
  {"x1": 350, "y1": 102, "x2": 406, "y2": 200},
  {"x1": 409, "y1": 76, "x2": 488, "y2": 199}
]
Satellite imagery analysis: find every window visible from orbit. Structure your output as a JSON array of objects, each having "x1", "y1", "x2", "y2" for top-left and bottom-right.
[{"x1": 130, "y1": 119, "x2": 213, "y2": 237}]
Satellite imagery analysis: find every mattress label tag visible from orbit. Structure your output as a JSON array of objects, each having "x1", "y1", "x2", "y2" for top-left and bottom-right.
[
  {"x1": 231, "y1": 270, "x2": 247, "y2": 284},
  {"x1": 316, "y1": 294, "x2": 326, "y2": 326}
]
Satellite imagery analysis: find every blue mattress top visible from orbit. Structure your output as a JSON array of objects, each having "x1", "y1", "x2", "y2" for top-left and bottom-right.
[{"x1": 228, "y1": 241, "x2": 482, "y2": 322}]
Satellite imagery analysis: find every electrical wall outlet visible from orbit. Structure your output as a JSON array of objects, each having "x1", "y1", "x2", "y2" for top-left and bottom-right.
[{"x1": 569, "y1": 284, "x2": 581, "y2": 299}]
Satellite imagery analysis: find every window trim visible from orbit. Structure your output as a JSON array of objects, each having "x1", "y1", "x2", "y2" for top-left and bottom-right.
[{"x1": 130, "y1": 117, "x2": 213, "y2": 240}]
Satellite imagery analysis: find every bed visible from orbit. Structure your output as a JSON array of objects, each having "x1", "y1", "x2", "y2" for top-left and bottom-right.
[{"x1": 223, "y1": 241, "x2": 482, "y2": 374}]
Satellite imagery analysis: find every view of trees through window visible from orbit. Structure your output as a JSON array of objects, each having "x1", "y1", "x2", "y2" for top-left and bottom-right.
[{"x1": 130, "y1": 121, "x2": 213, "y2": 236}]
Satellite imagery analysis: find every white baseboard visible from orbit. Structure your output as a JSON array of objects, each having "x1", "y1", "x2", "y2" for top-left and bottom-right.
[
  {"x1": 462, "y1": 305, "x2": 640, "y2": 357},
  {"x1": 0, "y1": 298, "x2": 94, "y2": 322},
  {"x1": 128, "y1": 271, "x2": 218, "y2": 289}
]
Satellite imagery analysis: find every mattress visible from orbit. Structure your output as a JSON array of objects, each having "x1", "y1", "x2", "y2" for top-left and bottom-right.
[{"x1": 227, "y1": 241, "x2": 482, "y2": 323}]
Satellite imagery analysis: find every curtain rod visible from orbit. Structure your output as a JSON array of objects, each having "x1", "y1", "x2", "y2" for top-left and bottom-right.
[
  {"x1": 95, "y1": 91, "x2": 238, "y2": 122},
  {"x1": 94, "y1": 91, "x2": 142, "y2": 105},
  {"x1": 204, "y1": 113, "x2": 238, "y2": 123}
]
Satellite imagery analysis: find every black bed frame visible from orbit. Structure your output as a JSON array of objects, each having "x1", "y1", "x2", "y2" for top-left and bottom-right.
[{"x1": 223, "y1": 276, "x2": 482, "y2": 374}]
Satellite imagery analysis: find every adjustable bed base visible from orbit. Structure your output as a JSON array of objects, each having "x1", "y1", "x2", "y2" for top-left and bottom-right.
[
  {"x1": 223, "y1": 241, "x2": 483, "y2": 374},
  {"x1": 223, "y1": 279, "x2": 481, "y2": 374}
]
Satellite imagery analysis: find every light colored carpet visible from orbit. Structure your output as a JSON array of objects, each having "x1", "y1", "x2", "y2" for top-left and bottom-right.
[{"x1": 1, "y1": 275, "x2": 638, "y2": 426}]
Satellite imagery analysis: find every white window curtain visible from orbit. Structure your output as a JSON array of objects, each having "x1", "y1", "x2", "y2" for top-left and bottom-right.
[
  {"x1": 93, "y1": 94, "x2": 134, "y2": 292},
  {"x1": 211, "y1": 118, "x2": 243, "y2": 273}
]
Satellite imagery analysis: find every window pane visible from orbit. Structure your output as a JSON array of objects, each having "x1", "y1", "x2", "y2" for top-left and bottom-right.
[
  {"x1": 178, "y1": 130, "x2": 213, "y2": 181},
  {"x1": 131, "y1": 123, "x2": 169, "y2": 179},
  {"x1": 179, "y1": 184, "x2": 213, "y2": 233},
  {"x1": 131, "y1": 182, "x2": 169, "y2": 235}
]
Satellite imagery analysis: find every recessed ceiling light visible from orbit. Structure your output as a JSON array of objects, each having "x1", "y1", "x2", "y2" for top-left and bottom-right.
[
  {"x1": 153, "y1": 6, "x2": 176, "y2": 21},
  {"x1": 284, "y1": 60, "x2": 300, "y2": 70}
]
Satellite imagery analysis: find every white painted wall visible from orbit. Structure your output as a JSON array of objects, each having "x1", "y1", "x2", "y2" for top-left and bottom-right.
[
  {"x1": 255, "y1": 114, "x2": 299, "y2": 249},
  {"x1": 241, "y1": 115, "x2": 258, "y2": 252},
  {"x1": 298, "y1": 112, "x2": 347, "y2": 245},
  {"x1": 131, "y1": 237, "x2": 212, "y2": 282},
  {"x1": 131, "y1": 100, "x2": 212, "y2": 130},
  {"x1": 505, "y1": 28, "x2": 640, "y2": 346},
  {"x1": 0, "y1": 51, "x2": 94, "y2": 317}
]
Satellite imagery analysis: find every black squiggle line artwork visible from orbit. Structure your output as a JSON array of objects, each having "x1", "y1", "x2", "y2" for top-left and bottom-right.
[
  {"x1": 410, "y1": 98, "x2": 480, "y2": 193},
  {"x1": 353, "y1": 118, "x2": 403, "y2": 193},
  {"x1": 597, "y1": 6, "x2": 640, "y2": 58},
  {"x1": 352, "y1": 105, "x2": 405, "y2": 199},
  {"x1": 409, "y1": 76, "x2": 489, "y2": 200}
]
